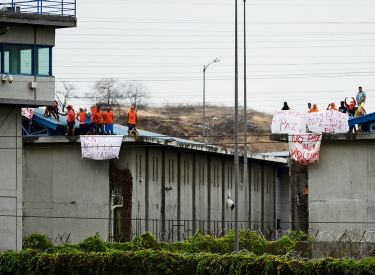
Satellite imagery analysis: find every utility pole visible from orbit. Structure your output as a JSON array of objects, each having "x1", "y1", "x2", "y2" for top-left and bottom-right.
[
  {"x1": 234, "y1": 0, "x2": 239, "y2": 252},
  {"x1": 243, "y1": 0, "x2": 249, "y2": 233}
]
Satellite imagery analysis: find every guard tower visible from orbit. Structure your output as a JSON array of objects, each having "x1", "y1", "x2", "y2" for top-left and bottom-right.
[{"x1": 0, "y1": 0, "x2": 76, "y2": 251}]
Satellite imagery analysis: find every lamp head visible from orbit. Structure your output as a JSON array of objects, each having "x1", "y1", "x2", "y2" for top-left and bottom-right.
[{"x1": 213, "y1": 58, "x2": 220, "y2": 62}]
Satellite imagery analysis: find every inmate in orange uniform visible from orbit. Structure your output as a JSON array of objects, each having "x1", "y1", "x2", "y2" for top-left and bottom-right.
[
  {"x1": 127, "y1": 106, "x2": 138, "y2": 135},
  {"x1": 76, "y1": 108, "x2": 87, "y2": 134},
  {"x1": 103, "y1": 106, "x2": 114, "y2": 134},
  {"x1": 94, "y1": 107, "x2": 104, "y2": 135}
]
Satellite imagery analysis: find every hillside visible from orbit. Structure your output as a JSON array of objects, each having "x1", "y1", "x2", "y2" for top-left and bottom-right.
[{"x1": 117, "y1": 104, "x2": 287, "y2": 153}]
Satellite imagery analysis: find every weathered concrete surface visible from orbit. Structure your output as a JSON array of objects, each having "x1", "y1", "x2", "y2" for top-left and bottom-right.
[
  {"x1": 0, "y1": 107, "x2": 22, "y2": 251},
  {"x1": 0, "y1": 22, "x2": 56, "y2": 106},
  {"x1": 23, "y1": 143, "x2": 110, "y2": 243},
  {"x1": 308, "y1": 140, "x2": 375, "y2": 231},
  {"x1": 0, "y1": 11, "x2": 76, "y2": 28}
]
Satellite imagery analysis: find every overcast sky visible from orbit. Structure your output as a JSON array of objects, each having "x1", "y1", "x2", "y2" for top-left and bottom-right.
[{"x1": 54, "y1": 0, "x2": 375, "y2": 114}]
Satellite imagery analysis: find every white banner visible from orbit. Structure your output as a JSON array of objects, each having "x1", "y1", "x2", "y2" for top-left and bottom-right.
[
  {"x1": 271, "y1": 110, "x2": 307, "y2": 134},
  {"x1": 288, "y1": 133, "x2": 322, "y2": 165},
  {"x1": 308, "y1": 110, "x2": 349, "y2": 133},
  {"x1": 80, "y1": 135, "x2": 123, "y2": 160},
  {"x1": 21, "y1": 108, "x2": 34, "y2": 120}
]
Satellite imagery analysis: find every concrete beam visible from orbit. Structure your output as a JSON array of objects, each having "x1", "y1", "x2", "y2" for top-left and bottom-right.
[
  {"x1": 0, "y1": 11, "x2": 77, "y2": 28},
  {"x1": 270, "y1": 132, "x2": 375, "y2": 142},
  {"x1": 23, "y1": 136, "x2": 289, "y2": 164}
]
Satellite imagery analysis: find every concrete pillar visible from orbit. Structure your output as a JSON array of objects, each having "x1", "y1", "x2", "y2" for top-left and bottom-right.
[{"x1": 0, "y1": 107, "x2": 22, "y2": 251}]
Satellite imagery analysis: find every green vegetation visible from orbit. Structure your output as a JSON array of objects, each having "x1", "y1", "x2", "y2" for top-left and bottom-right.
[{"x1": 0, "y1": 230, "x2": 373, "y2": 274}]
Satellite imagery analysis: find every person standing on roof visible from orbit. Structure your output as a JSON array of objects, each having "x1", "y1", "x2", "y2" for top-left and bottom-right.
[
  {"x1": 89, "y1": 105, "x2": 96, "y2": 134},
  {"x1": 338, "y1": 101, "x2": 348, "y2": 113},
  {"x1": 356, "y1": 86, "x2": 367, "y2": 116},
  {"x1": 103, "y1": 106, "x2": 114, "y2": 135},
  {"x1": 85, "y1": 108, "x2": 92, "y2": 134},
  {"x1": 76, "y1": 108, "x2": 87, "y2": 135},
  {"x1": 127, "y1": 106, "x2": 138, "y2": 135},
  {"x1": 65, "y1": 104, "x2": 75, "y2": 136},
  {"x1": 281, "y1": 102, "x2": 290, "y2": 110},
  {"x1": 356, "y1": 86, "x2": 366, "y2": 108},
  {"x1": 327, "y1": 102, "x2": 338, "y2": 111},
  {"x1": 94, "y1": 106, "x2": 104, "y2": 135},
  {"x1": 309, "y1": 104, "x2": 319, "y2": 113},
  {"x1": 345, "y1": 97, "x2": 357, "y2": 132}
]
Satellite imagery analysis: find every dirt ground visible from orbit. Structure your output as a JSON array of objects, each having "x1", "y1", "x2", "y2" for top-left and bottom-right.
[{"x1": 117, "y1": 104, "x2": 287, "y2": 153}]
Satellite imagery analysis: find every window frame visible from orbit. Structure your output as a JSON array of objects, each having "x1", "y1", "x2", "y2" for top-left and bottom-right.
[{"x1": 0, "y1": 43, "x2": 53, "y2": 76}]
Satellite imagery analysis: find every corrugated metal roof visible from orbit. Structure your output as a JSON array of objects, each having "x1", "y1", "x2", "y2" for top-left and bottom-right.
[
  {"x1": 260, "y1": 151, "x2": 290, "y2": 158},
  {"x1": 28, "y1": 108, "x2": 288, "y2": 163},
  {"x1": 32, "y1": 108, "x2": 203, "y2": 144}
]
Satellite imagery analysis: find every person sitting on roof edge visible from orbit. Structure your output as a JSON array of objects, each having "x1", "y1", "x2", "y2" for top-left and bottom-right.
[{"x1": 44, "y1": 100, "x2": 59, "y2": 122}]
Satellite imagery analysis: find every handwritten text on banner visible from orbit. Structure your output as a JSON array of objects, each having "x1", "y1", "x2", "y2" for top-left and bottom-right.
[
  {"x1": 21, "y1": 108, "x2": 34, "y2": 120},
  {"x1": 80, "y1": 135, "x2": 123, "y2": 160},
  {"x1": 288, "y1": 133, "x2": 322, "y2": 165},
  {"x1": 307, "y1": 110, "x2": 349, "y2": 133},
  {"x1": 271, "y1": 110, "x2": 307, "y2": 134}
]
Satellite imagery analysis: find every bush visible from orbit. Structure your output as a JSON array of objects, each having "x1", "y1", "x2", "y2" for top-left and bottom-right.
[
  {"x1": 22, "y1": 232, "x2": 54, "y2": 252},
  {"x1": 78, "y1": 235, "x2": 107, "y2": 252}
]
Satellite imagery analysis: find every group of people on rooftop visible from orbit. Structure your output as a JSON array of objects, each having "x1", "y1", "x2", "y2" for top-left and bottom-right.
[
  {"x1": 44, "y1": 103, "x2": 139, "y2": 136},
  {"x1": 282, "y1": 86, "x2": 367, "y2": 132}
]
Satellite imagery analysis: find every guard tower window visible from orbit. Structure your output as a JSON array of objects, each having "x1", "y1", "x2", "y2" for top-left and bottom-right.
[
  {"x1": 36, "y1": 46, "x2": 51, "y2": 75},
  {"x1": 4, "y1": 44, "x2": 32, "y2": 74},
  {"x1": 1, "y1": 44, "x2": 52, "y2": 76}
]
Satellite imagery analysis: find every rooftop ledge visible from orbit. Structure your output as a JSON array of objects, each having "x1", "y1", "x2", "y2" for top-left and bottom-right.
[
  {"x1": 22, "y1": 136, "x2": 288, "y2": 164},
  {"x1": 270, "y1": 132, "x2": 375, "y2": 142},
  {"x1": 0, "y1": 11, "x2": 77, "y2": 28}
]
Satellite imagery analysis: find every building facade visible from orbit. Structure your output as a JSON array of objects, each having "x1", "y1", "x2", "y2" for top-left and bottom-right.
[
  {"x1": 21, "y1": 129, "x2": 288, "y2": 245},
  {"x1": 0, "y1": 2, "x2": 76, "y2": 250},
  {"x1": 271, "y1": 132, "x2": 375, "y2": 233}
]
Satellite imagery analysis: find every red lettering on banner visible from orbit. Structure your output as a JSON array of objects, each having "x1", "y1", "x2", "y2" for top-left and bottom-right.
[
  {"x1": 308, "y1": 134, "x2": 321, "y2": 141},
  {"x1": 291, "y1": 135, "x2": 304, "y2": 144},
  {"x1": 291, "y1": 148, "x2": 320, "y2": 164}
]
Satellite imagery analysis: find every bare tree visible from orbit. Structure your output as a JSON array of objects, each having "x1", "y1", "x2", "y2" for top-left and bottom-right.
[
  {"x1": 122, "y1": 81, "x2": 150, "y2": 111},
  {"x1": 89, "y1": 78, "x2": 123, "y2": 107},
  {"x1": 55, "y1": 81, "x2": 76, "y2": 112}
]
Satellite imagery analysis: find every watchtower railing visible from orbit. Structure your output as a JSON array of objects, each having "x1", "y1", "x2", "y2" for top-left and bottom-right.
[{"x1": 0, "y1": 0, "x2": 76, "y2": 17}]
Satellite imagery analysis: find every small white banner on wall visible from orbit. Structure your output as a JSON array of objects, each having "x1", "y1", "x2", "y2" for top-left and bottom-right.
[
  {"x1": 288, "y1": 133, "x2": 322, "y2": 165},
  {"x1": 80, "y1": 135, "x2": 123, "y2": 160},
  {"x1": 307, "y1": 110, "x2": 349, "y2": 133},
  {"x1": 21, "y1": 108, "x2": 34, "y2": 120},
  {"x1": 271, "y1": 110, "x2": 307, "y2": 134}
]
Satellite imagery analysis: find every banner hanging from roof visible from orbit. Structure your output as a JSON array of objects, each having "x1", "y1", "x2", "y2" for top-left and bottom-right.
[
  {"x1": 21, "y1": 108, "x2": 34, "y2": 120},
  {"x1": 288, "y1": 133, "x2": 322, "y2": 165},
  {"x1": 271, "y1": 110, "x2": 307, "y2": 134},
  {"x1": 80, "y1": 135, "x2": 123, "y2": 160},
  {"x1": 307, "y1": 110, "x2": 349, "y2": 133}
]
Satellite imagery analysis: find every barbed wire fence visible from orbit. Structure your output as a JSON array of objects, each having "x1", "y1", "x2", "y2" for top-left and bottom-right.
[
  {"x1": 107, "y1": 227, "x2": 375, "y2": 259},
  {"x1": 22, "y1": 227, "x2": 375, "y2": 259}
]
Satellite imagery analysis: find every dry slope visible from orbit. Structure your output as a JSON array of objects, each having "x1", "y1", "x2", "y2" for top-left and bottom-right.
[{"x1": 118, "y1": 104, "x2": 287, "y2": 153}]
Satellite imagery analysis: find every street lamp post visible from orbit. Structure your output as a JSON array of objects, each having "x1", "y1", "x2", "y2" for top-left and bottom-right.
[
  {"x1": 209, "y1": 115, "x2": 218, "y2": 144},
  {"x1": 203, "y1": 58, "x2": 219, "y2": 143}
]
